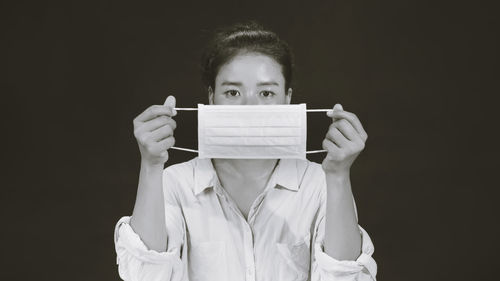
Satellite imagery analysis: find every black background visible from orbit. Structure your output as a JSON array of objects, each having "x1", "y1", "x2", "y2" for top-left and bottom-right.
[{"x1": 2, "y1": 0, "x2": 498, "y2": 280}]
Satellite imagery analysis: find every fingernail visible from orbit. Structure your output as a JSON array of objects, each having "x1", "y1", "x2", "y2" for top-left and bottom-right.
[
  {"x1": 326, "y1": 110, "x2": 333, "y2": 117},
  {"x1": 333, "y1": 104, "x2": 343, "y2": 111}
]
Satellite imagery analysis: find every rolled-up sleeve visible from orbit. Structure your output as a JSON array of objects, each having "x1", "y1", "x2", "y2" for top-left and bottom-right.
[
  {"x1": 114, "y1": 217, "x2": 185, "y2": 281},
  {"x1": 313, "y1": 224, "x2": 377, "y2": 280},
  {"x1": 114, "y1": 168, "x2": 187, "y2": 281}
]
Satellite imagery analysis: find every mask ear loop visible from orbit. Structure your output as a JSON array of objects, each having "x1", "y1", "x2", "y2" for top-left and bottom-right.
[
  {"x1": 174, "y1": 107, "x2": 198, "y2": 111},
  {"x1": 305, "y1": 109, "x2": 331, "y2": 154},
  {"x1": 170, "y1": 146, "x2": 199, "y2": 153},
  {"x1": 169, "y1": 108, "x2": 200, "y2": 152},
  {"x1": 173, "y1": 108, "x2": 333, "y2": 112},
  {"x1": 170, "y1": 107, "x2": 332, "y2": 154},
  {"x1": 306, "y1": 150, "x2": 327, "y2": 154}
]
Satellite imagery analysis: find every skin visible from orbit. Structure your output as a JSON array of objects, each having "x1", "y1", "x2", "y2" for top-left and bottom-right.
[{"x1": 129, "y1": 52, "x2": 367, "y2": 261}]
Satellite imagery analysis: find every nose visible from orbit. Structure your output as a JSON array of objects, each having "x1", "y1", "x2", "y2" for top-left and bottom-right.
[{"x1": 241, "y1": 91, "x2": 259, "y2": 105}]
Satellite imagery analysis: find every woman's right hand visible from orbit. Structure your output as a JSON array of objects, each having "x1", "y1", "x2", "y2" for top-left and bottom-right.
[{"x1": 133, "y1": 95, "x2": 177, "y2": 166}]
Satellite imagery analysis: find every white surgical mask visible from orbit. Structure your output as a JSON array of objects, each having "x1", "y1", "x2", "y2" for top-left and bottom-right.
[{"x1": 171, "y1": 103, "x2": 329, "y2": 159}]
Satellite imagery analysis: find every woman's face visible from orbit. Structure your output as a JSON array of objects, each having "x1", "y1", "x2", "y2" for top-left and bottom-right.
[{"x1": 209, "y1": 53, "x2": 292, "y2": 105}]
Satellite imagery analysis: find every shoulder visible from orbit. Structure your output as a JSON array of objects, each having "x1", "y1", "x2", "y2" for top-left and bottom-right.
[
  {"x1": 294, "y1": 158, "x2": 327, "y2": 197},
  {"x1": 162, "y1": 157, "x2": 215, "y2": 200},
  {"x1": 292, "y1": 158, "x2": 325, "y2": 183},
  {"x1": 301, "y1": 159, "x2": 324, "y2": 175},
  {"x1": 279, "y1": 158, "x2": 326, "y2": 193},
  {"x1": 163, "y1": 157, "x2": 197, "y2": 178},
  {"x1": 161, "y1": 157, "x2": 198, "y2": 197}
]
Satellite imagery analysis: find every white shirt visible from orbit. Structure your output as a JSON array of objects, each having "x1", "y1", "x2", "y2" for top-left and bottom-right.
[{"x1": 114, "y1": 157, "x2": 377, "y2": 281}]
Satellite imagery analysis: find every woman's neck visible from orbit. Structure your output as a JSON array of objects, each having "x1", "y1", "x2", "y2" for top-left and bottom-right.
[{"x1": 211, "y1": 159, "x2": 279, "y2": 182}]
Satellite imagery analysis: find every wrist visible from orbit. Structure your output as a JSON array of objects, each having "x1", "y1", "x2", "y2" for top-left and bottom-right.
[
  {"x1": 325, "y1": 170, "x2": 351, "y2": 191},
  {"x1": 140, "y1": 159, "x2": 165, "y2": 172},
  {"x1": 324, "y1": 169, "x2": 350, "y2": 179}
]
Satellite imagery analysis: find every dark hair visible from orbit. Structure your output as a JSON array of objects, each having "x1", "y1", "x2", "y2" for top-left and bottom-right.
[{"x1": 201, "y1": 21, "x2": 294, "y2": 91}]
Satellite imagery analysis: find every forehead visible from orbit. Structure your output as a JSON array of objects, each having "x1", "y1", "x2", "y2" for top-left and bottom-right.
[{"x1": 216, "y1": 53, "x2": 284, "y2": 84}]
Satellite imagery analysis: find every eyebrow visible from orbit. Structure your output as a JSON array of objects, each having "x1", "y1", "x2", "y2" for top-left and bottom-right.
[
  {"x1": 221, "y1": 81, "x2": 242, "y2": 86},
  {"x1": 220, "y1": 81, "x2": 280, "y2": 86},
  {"x1": 257, "y1": 81, "x2": 279, "y2": 86}
]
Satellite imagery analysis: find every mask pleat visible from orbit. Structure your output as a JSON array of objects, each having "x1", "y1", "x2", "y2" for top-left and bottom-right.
[{"x1": 198, "y1": 104, "x2": 307, "y2": 159}]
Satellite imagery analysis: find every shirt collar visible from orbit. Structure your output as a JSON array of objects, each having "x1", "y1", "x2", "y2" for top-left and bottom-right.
[
  {"x1": 273, "y1": 158, "x2": 302, "y2": 191},
  {"x1": 193, "y1": 158, "x2": 218, "y2": 196},
  {"x1": 193, "y1": 157, "x2": 307, "y2": 196}
]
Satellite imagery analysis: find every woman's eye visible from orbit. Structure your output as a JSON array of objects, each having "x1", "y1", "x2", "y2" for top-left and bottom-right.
[
  {"x1": 260, "y1": 91, "x2": 275, "y2": 98},
  {"x1": 225, "y1": 90, "x2": 240, "y2": 97}
]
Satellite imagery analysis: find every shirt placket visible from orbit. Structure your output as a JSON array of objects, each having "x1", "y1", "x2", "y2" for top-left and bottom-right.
[
  {"x1": 214, "y1": 184, "x2": 255, "y2": 281},
  {"x1": 213, "y1": 170, "x2": 279, "y2": 281},
  {"x1": 243, "y1": 192, "x2": 269, "y2": 281}
]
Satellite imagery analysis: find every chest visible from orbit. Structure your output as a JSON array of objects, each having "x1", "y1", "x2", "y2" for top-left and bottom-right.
[
  {"x1": 183, "y1": 180, "x2": 320, "y2": 249},
  {"x1": 222, "y1": 178, "x2": 267, "y2": 219}
]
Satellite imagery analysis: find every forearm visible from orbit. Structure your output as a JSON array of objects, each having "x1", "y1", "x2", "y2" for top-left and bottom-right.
[
  {"x1": 130, "y1": 161, "x2": 167, "y2": 252},
  {"x1": 324, "y1": 171, "x2": 362, "y2": 260}
]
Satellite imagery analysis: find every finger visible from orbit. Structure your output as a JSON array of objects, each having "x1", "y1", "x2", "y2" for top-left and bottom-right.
[
  {"x1": 322, "y1": 138, "x2": 341, "y2": 153},
  {"x1": 322, "y1": 139, "x2": 346, "y2": 161},
  {"x1": 328, "y1": 109, "x2": 367, "y2": 141},
  {"x1": 156, "y1": 136, "x2": 176, "y2": 152},
  {"x1": 164, "y1": 95, "x2": 177, "y2": 115},
  {"x1": 333, "y1": 119, "x2": 363, "y2": 143},
  {"x1": 148, "y1": 123, "x2": 174, "y2": 142},
  {"x1": 148, "y1": 136, "x2": 175, "y2": 155},
  {"x1": 326, "y1": 103, "x2": 343, "y2": 118},
  {"x1": 326, "y1": 126, "x2": 350, "y2": 148},
  {"x1": 333, "y1": 103, "x2": 343, "y2": 111},
  {"x1": 135, "y1": 104, "x2": 176, "y2": 123},
  {"x1": 136, "y1": 116, "x2": 177, "y2": 134}
]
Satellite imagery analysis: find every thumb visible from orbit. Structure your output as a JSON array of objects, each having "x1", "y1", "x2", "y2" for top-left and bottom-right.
[
  {"x1": 164, "y1": 95, "x2": 176, "y2": 108},
  {"x1": 327, "y1": 103, "x2": 343, "y2": 118},
  {"x1": 326, "y1": 103, "x2": 344, "y2": 121}
]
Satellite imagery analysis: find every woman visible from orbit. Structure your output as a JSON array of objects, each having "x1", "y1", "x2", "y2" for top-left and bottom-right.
[{"x1": 114, "y1": 22, "x2": 377, "y2": 281}]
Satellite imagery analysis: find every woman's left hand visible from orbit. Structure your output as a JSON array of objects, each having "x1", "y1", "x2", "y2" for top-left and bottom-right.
[{"x1": 322, "y1": 104, "x2": 368, "y2": 175}]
